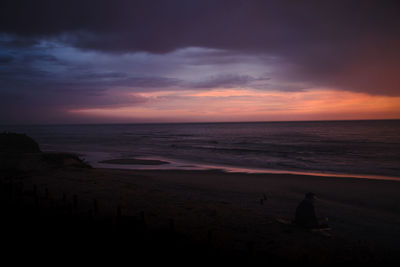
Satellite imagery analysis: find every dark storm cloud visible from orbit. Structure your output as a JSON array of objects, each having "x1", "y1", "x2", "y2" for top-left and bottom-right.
[
  {"x1": 0, "y1": 54, "x2": 14, "y2": 64},
  {"x1": 1, "y1": 56, "x2": 270, "y2": 94},
  {"x1": 0, "y1": 35, "x2": 40, "y2": 48},
  {"x1": 0, "y1": 40, "x2": 279, "y2": 123},
  {"x1": 0, "y1": 73, "x2": 150, "y2": 124},
  {"x1": 1, "y1": 0, "x2": 400, "y2": 104},
  {"x1": 179, "y1": 49, "x2": 248, "y2": 66},
  {"x1": 189, "y1": 74, "x2": 270, "y2": 89},
  {"x1": 21, "y1": 53, "x2": 59, "y2": 63},
  {"x1": 1, "y1": 0, "x2": 399, "y2": 51}
]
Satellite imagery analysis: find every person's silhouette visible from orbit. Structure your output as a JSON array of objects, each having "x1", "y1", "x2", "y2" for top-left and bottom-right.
[{"x1": 295, "y1": 192, "x2": 328, "y2": 229}]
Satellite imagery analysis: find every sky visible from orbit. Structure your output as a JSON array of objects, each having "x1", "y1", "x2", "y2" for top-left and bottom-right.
[{"x1": 0, "y1": 0, "x2": 399, "y2": 124}]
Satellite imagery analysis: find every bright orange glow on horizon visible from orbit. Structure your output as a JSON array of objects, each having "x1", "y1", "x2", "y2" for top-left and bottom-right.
[{"x1": 69, "y1": 88, "x2": 400, "y2": 122}]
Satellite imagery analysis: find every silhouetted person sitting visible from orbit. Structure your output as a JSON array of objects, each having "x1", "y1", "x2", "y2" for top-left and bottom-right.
[{"x1": 295, "y1": 192, "x2": 329, "y2": 229}]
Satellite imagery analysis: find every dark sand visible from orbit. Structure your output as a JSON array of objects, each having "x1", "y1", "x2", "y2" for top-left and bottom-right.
[{"x1": 2, "y1": 164, "x2": 400, "y2": 264}]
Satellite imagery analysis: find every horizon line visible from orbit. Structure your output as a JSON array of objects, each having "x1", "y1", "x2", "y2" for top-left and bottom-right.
[{"x1": 1, "y1": 118, "x2": 400, "y2": 126}]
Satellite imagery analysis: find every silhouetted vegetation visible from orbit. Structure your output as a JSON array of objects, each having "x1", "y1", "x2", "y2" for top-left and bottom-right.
[
  {"x1": 42, "y1": 152, "x2": 92, "y2": 169},
  {"x1": 0, "y1": 133, "x2": 91, "y2": 171},
  {"x1": 0, "y1": 132, "x2": 41, "y2": 153}
]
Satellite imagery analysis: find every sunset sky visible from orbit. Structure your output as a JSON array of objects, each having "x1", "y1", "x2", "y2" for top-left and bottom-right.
[{"x1": 1, "y1": 0, "x2": 399, "y2": 123}]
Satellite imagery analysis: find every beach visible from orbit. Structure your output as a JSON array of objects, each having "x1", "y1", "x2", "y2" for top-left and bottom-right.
[
  {"x1": 3, "y1": 161, "x2": 400, "y2": 264},
  {"x1": 3, "y1": 0, "x2": 400, "y2": 264}
]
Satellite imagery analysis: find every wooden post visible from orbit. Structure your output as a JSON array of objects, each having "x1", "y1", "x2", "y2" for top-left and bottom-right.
[
  {"x1": 93, "y1": 199, "x2": 98, "y2": 215},
  {"x1": 19, "y1": 182, "x2": 24, "y2": 195},
  {"x1": 117, "y1": 206, "x2": 122, "y2": 218},
  {"x1": 33, "y1": 184, "x2": 37, "y2": 197},
  {"x1": 116, "y1": 206, "x2": 122, "y2": 227},
  {"x1": 247, "y1": 241, "x2": 254, "y2": 257},
  {"x1": 73, "y1": 195, "x2": 78, "y2": 210},
  {"x1": 140, "y1": 211, "x2": 145, "y2": 222},
  {"x1": 45, "y1": 187, "x2": 49, "y2": 200},
  {"x1": 33, "y1": 184, "x2": 39, "y2": 207},
  {"x1": 169, "y1": 218, "x2": 175, "y2": 232},
  {"x1": 207, "y1": 229, "x2": 213, "y2": 245},
  {"x1": 140, "y1": 211, "x2": 146, "y2": 227},
  {"x1": 115, "y1": 206, "x2": 123, "y2": 232}
]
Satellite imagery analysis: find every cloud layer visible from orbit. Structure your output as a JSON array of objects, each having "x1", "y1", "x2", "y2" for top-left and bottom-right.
[{"x1": 0, "y1": 0, "x2": 399, "y2": 122}]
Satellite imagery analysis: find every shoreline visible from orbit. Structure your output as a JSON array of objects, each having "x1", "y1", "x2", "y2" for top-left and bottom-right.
[{"x1": 90, "y1": 155, "x2": 400, "y2": 182}]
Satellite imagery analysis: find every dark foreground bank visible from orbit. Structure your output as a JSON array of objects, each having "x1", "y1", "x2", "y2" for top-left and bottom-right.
[{"x1": 2, "y1": 167, "x2": 400, "y2": 265}]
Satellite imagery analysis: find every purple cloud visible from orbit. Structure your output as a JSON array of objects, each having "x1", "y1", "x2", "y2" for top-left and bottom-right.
[{"x1": 0, "y1": 0, "x2": 399, "y2": 123}]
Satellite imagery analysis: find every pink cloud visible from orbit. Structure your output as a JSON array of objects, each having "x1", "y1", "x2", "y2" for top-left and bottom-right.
[{"x1": 69, "y1": 88, "x2": 400, "y2": 122}]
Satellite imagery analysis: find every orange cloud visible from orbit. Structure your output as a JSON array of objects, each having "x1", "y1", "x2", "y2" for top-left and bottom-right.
[{"x1": 69, "y1": 88, "x2": 400, "y2": 122}]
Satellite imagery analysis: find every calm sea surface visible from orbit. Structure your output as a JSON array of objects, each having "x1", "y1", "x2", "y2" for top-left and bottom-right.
[{"x1": 1, "y1": 120, "x2": 400, "y2": 179}]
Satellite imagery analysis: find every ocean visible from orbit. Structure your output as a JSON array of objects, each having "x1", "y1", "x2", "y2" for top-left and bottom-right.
[{"x1": 1, "y1": 120, "x2": 400, "y2": 179}]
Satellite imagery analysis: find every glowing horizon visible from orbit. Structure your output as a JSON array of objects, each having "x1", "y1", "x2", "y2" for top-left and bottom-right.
[{"x1": 68, "y1": 88, "x2": 400, "y2": 123}]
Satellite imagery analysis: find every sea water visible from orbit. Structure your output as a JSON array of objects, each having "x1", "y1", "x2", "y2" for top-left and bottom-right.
[{"x1": 1, "y1": 120, "x2": 400, "y2": 179}]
